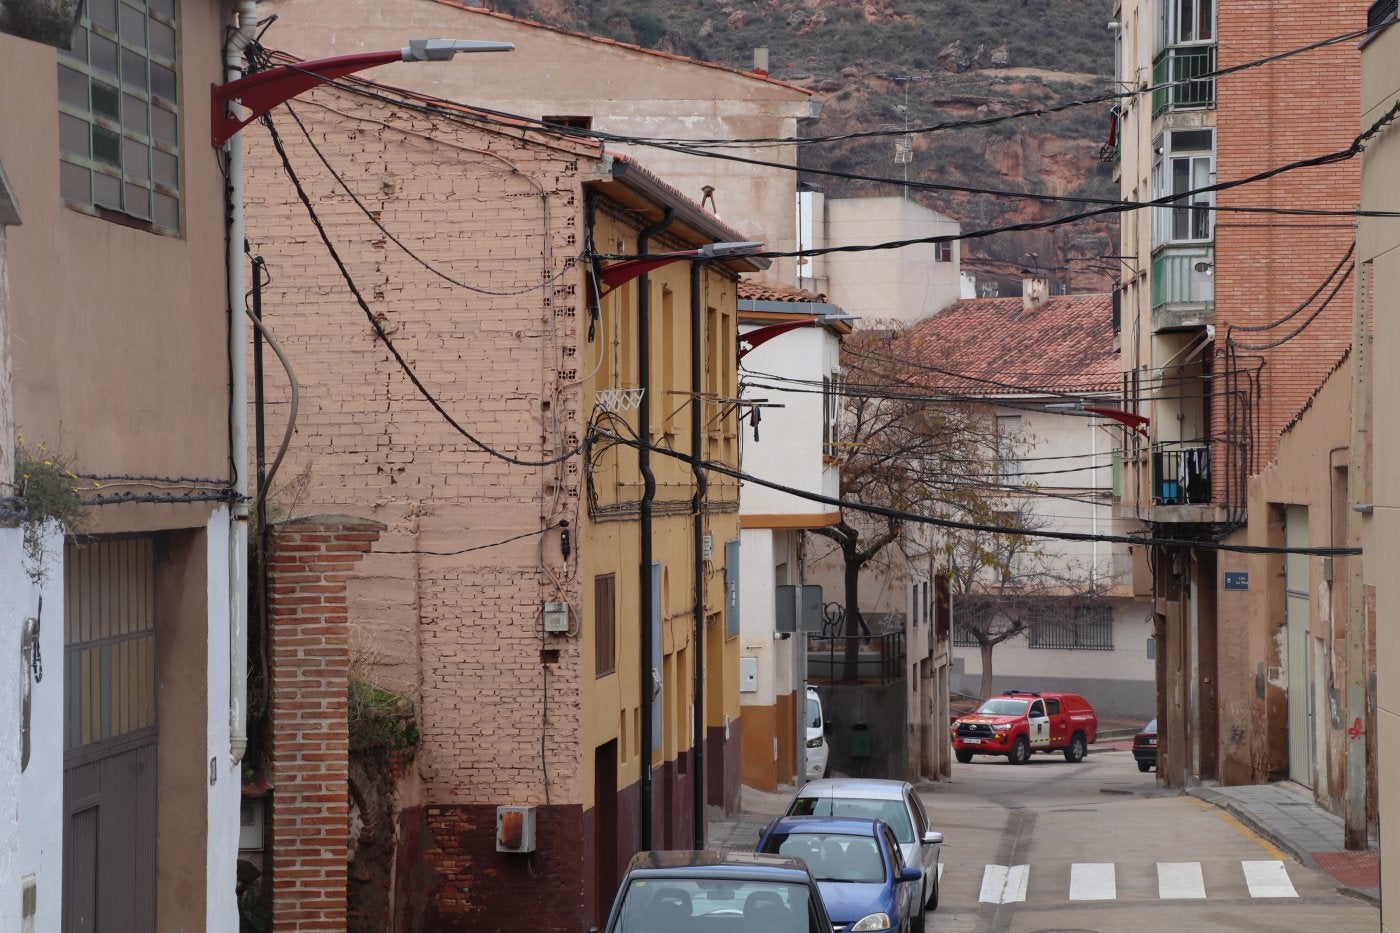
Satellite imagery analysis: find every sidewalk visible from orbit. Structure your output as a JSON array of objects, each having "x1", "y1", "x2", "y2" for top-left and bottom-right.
[{"x1": 1186, "y1": 781, "x2": 1380, "y2": 905}]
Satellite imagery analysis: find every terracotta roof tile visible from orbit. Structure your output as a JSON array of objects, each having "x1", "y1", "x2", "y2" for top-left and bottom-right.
[
  {"x1": 738, "y1": 280, "x2": 828, "y2": 303},
  {"x1": 898, "y1": 294, "x2": 1118, "y2": 396}
]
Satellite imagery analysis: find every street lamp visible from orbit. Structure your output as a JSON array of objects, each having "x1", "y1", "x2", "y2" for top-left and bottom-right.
[{"x1": 211, "y1": 39, "x2": 516, "y2": 145}]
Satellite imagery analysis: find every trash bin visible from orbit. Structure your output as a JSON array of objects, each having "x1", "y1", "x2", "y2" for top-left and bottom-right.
[{"x1": 850, "y1": 721, "x2": 871, "y2": 760}]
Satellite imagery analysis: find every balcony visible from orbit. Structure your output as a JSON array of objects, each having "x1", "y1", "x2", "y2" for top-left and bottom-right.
[
  {"x1": 1153, "y1": 445, "x2": 1211, "y2": 505},
  {"x1": 1152, "y1": 44, "x2": 1216, "y2": 117},
  {"x1": 1151, "y1": 245, "x2": 1214, "y2": 329}
]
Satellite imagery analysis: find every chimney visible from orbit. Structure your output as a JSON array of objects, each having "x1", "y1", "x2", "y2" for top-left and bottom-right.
[
  {"x1": 753, "y1": 47, "x2": 769, "y2": 76},
  {"x1": 1022, "y1": 275, "x2": 1048, "y2": 312}
]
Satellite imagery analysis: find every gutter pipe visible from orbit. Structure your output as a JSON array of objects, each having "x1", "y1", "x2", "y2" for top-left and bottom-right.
[{"x1": 637, "y1": 208, "x2": 674, "y2": 850}]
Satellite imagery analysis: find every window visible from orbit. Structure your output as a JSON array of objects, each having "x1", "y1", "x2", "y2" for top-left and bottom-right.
[
  {"x1": 595, "y1": 574, "x2": 616, "y2": 676},
  {"x1": 542, "y1": 115, "x2": 593, "y2": 131},
  {"x1": 822, "y1": 371, "x2": 844, "y2": 458},
  {"x1": 996, "y1": 415, "x2": 1022, "y2": 484},
  {"x1": 951, "y1": 624, "x2": 977, "y2": 647},
  {"x1": 1030, "y1": 603, "x2": 1114, "y2": 650},
  {"x1": 1153, "y1": 130, "x2": 1214, "y2": 244},
  {"x1": 1045, "y1": 697, "x2": 1062, "y2": 715},
  {"x1": 1159, "y1": 0, "x2": 1213, "y2": 48},
  {"x1": 58, "y1": 0, "x2": 180, "y2": 232},
  {"x1": 934, "y1": 241, "x2": 952, "y2": 263}
]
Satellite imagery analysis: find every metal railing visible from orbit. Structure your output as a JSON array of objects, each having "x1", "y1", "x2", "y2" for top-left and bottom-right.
[
  {"x1": 1153, "y1": 445, "x2": 1211, "y2": 505},
  {"x1": 1152, "y1": 45, "x2": 1216, "y2": 116},
  {"x1": 807, "y1": 631, "x2": 906, "y2": 685}
]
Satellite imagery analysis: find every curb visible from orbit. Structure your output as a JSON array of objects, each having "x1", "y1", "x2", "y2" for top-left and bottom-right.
[{"x1": 1189, "y1": 788, "x2": 1382, "y2": 908}]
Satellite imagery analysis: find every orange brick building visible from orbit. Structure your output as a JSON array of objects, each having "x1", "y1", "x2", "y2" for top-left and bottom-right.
[{"x1": 1113, "y1": 0, "x2": 1372, "y2": 826}]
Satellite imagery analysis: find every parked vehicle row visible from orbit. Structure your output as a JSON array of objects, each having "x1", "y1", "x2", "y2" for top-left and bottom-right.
[{"x1": 596, "y1": 778, "x2": 944, "y2": 933}]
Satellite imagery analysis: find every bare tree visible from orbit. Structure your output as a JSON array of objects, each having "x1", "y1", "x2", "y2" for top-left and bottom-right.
[
  {"x1": 941, "y1": 495, "x2": 1111, "y2": 700},
  {"x1": 809, "y1": 328, "x2": 996, "y2": 680}
]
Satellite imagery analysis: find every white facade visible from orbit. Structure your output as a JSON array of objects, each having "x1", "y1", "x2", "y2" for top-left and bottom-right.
[
  {"x1": 949, "y1": 403, "x2": 1156, "y2": 718},
  {"x1": 797, "y1": 194, "x2": 962, "y2": 326},
  {"x1": 736, "y1": 298, "x2": 844, "y2": 789}
]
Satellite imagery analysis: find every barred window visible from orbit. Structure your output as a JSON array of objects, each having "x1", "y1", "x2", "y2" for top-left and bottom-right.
[
  {"x1": 951, "y1": 623, "x2": 978, "y2": 647},
  {"x1": 58, "y1": 0, "x2": 181, "y2": 233},
  {"x1": 1030, "y1": 603, "x2": 1114, "y2": 650}
]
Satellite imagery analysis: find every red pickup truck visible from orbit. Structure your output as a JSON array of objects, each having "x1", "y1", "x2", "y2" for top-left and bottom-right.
[{"x1": 952, "y1": 690, "x2": 1098, "y2": 765}]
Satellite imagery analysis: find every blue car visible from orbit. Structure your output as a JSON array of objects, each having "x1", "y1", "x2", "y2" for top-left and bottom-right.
[{"x1": 757, "y1": 815, "x2": 924, "y2": 933}]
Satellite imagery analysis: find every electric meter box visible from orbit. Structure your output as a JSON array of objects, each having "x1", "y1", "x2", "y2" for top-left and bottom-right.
[{"x1": 496, "y1": 805, "x2": 537, "y2": 853}]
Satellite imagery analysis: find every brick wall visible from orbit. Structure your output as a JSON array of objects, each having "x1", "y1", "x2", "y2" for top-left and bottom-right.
[
  {"x1": 1214, "y1": 2, "x2": 1368, "y2": 472},
  {"x1": 267, "y1": 515, "x2": 384, "y2": 932}
]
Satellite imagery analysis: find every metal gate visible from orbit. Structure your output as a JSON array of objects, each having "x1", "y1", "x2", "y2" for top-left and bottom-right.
[{"x1": 62, "y1": 536, "x2": 159, "y2": 931}]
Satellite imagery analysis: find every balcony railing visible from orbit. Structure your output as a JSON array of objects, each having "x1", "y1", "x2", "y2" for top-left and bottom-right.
[
  {"x1": 807, "y1": 631, "x2": 905, "y2": 684},
  {"x1": 1153, "y1": 445, "x2": 1211, "y2": 505},
  {"x1": 1152, "y1": 44, "x2": 1216, "y2": 116},
  {"x1": 1151, "y1": 247, "x2": 1214, "y2": 310}
]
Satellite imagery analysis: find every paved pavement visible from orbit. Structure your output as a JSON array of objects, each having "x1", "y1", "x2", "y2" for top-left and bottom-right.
[
  {"x1": 1186, "y1": 781, "x2": 1380, "y2": 905},
  {"x1": 707, "y1": 735, "x2": 1381, "y2": 907}
]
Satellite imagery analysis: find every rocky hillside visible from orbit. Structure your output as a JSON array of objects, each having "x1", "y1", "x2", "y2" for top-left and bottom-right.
[{"x1": 499, "y1": 0, "x2": 1119, "y2": 294}]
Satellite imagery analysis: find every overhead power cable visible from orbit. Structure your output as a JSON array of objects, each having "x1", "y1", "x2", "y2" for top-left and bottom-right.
[
  {"x1": 593, "y1": 428, "x2": 1361, "y2": 556},
  {"x1": 260, "y1": 48, "x2": 1400, "y2": 222},
  {"x1": 598, "y1": 98, "x2": 1400, "y2": 263},
  {"x1": 259, "y1": 111, "x2": 585, "y2": 468}
]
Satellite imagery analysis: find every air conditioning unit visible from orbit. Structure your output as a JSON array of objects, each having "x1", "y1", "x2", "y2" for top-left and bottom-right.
[{"x1": 496, "y1": 805, "x2": 537, "y2": 853}]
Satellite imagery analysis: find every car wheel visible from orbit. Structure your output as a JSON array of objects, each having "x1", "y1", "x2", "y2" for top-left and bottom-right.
[
  {"x1": 925, "y1": 869, "x2": 939, "y2": 911},
  {"x1": 1009, "y1": 736, "x2": 1030, "y2": 765},
  {"x1": 955, "y1": 749, "x2": 973, "y2": 764},
  {"x1": 910, "y1": 903, "x2": 925, "y2": 933},
  {"x1": 1063, "y1": 732, "x2": 1087, "y2": 763},
  {"x1": 1138, "y1": 759, "x2": 1152, "y2": 773}
]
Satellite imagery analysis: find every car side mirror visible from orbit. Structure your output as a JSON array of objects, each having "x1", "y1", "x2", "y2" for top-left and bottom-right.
[
  {"x1": 899, "y1": 866, "x2": 923, "y2": 882},
  {"x1": 923, "y1": 831, "x2": 943, "y2": 845}
]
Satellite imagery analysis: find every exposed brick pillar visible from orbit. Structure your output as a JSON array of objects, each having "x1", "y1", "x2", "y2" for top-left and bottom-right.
[{"x1": 266, "y1": 515, "x2": 384, "y2": 932}]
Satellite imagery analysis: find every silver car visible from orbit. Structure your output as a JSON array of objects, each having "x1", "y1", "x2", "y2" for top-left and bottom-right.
[{"x1": 784, "y1": 778, "x2": 942, "y2": 932}]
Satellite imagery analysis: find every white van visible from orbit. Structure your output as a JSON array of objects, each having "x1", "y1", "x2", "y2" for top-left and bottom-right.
[{"x1": 805, "y1": 687, "x2": 829, "y2": 780}]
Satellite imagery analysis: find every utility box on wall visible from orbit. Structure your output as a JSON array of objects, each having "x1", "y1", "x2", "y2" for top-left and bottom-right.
[
  {"x1": 496, "y1": 805, "x2": 537, "y2": 853},
  {"x1": 740, "y1": 657, "x2": 759, "y2": 693}
]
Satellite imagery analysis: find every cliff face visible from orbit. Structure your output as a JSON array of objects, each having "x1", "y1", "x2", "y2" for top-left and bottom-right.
[{"x1": 502, "y1": 0, "x2": 1119, "y2": 294}]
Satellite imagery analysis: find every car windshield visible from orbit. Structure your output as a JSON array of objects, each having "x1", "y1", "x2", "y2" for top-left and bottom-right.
[
  {"x1": 614, "y1": 878, "x2": 813, "y2": 932},
  {"x1": 763, "y1": 832, "x2": 885, "y2": 884},
  {"x1": 976, "y1": 698, "x2": 1029, "y2": 716},
  {"x1": 788, "y1": 797, "x2": 914, "y2": 844},
  {"x1": 806, "y1": 697, "x2": 822, "y2": 729},
  {"x1": 1143, "y1": 719, "x2": 1157, "y2": 732}
]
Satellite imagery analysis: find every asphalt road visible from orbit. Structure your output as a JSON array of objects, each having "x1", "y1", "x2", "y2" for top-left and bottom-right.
[{"x1": 917, "y1": 744, "x2": 1380, "y2": 933}]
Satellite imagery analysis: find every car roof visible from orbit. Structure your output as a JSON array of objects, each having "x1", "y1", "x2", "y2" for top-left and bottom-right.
[
  {"x1": 765, "y1": 815, "x2": 888, "y2": 837},
  {"x1": 794, "y1": 778, "x2": 911, "y2": 800},
  {"x1": 622, "y1": 849, "x2": 813, "y2": 882}
]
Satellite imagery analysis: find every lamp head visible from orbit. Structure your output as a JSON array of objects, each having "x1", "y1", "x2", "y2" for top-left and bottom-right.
[
  {"x1": 403, "y1": 39, "x2": 516, "y2": 62},
  {"x1": 698, "y1": 240, "x2": 765, "y2": 258}
]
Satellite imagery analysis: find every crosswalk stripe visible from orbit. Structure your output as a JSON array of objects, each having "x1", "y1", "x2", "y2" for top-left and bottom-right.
[
  {"x1": 1069, "y1": 862, "x2": 1116, "y2": 900},
  {"x1": 1243, "y1": 860, "x2": 1298, "y2": 898},
  {"x1": 978, "y1": 864, "x2": 1029, "y2": 904},
  {"x1": 1157, "y1": 862, "x2": 1207, "y2": 899}
]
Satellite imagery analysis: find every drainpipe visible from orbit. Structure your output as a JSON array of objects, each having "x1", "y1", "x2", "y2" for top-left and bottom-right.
[
  {"x1": 689, "y1": 259, "x2": 709, "y2": 849},
  {"x1": 226, "y1": 0, "x2": 258, "y2": 766},
  {"x1": 637, "y1": 208, "x2": 673, "y2": 850}
]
